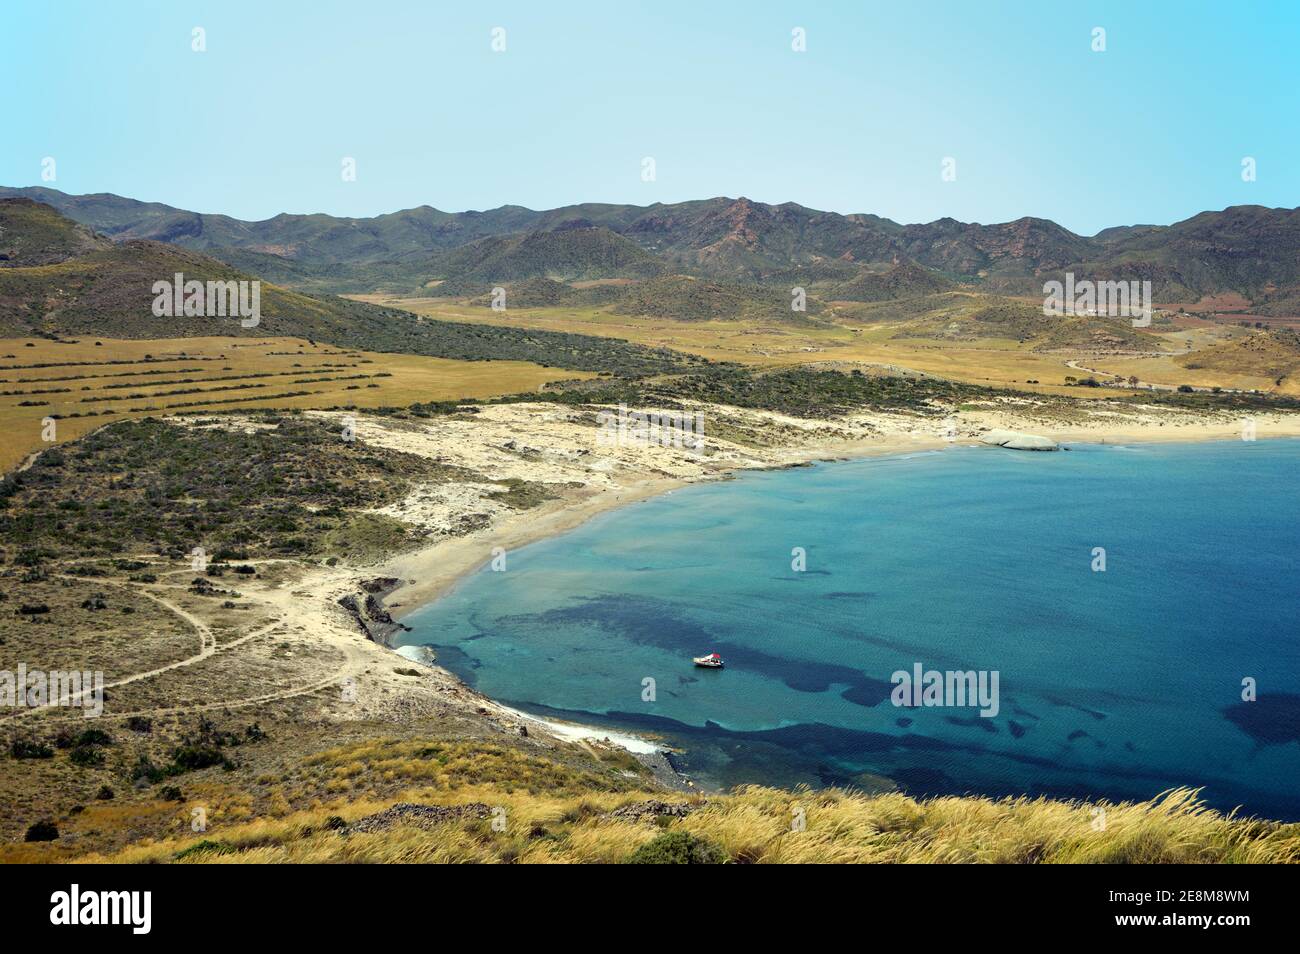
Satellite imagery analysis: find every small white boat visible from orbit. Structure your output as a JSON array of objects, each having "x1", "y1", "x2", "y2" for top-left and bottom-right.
[{"x1": 693, "y1": 652, "x2": 724, "y2": 669}]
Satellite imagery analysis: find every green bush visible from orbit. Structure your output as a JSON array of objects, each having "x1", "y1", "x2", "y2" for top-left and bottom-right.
[
  {"x1": 24, "y1": 820, "x2": 59, "y2": 842},
  {"x1": 10, "y1": 739, "x2": 53, "y2": 759},
  {"x1": 131, "y1": 755, "x2": 165, "y2": 784},
  {"x1": 69, "y1": 745, "x2": 105, "y2": 767},
  {"x1": 74, "y1": 728, "x2": 113, "y2": 747},
  {"x1": 626, "y1": 830, "x2": 727, "y2": 865},
  {"x1": 170, "y1": 745, "x2": 231, "y2": 772}
]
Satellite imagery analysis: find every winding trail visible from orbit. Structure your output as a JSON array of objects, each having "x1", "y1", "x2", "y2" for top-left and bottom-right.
[{"x1": 5, "y1": 563, "x2": 361, "y2": 722}]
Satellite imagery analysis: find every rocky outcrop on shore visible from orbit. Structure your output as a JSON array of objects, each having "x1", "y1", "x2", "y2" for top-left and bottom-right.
[
  {"x1": 978, "y1": 429, "x2": 1060, "y2": 451},
  {"x1": 338, "y1": 576, "x2": 411, "y2": 645}
]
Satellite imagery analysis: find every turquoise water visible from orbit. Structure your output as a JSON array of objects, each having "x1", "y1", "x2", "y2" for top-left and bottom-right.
[{"x1": 401, "y1": 440, "x2": 1300, "y2": 818}]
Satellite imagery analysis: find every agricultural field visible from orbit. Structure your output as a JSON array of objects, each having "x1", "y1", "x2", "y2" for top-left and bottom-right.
[
  {"x1": 0, "y1": 336, "x2": 592, "y2": 472},
  {"x1": 350, "y1": 295, "x2": 1284, "y2": 398}
]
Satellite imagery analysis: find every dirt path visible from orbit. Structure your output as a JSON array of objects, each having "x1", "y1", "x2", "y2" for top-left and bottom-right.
[
  {"x1": 12, "y1": 569, "x2": 348, "y2": 721},
  {"x1": 34, "y1": 638, "x2": 367, "y2": 723}
]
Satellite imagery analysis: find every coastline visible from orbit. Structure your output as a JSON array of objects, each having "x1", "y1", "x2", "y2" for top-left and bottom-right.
[
  {"x1": 379, "y1": 436, "x2": 955, "y2": 622},
  {"x1": 379, "y1": 474, "x2": 692, "y2": 622},
  {"x1": 363, "y1": 424, "x2": 959, "y2": 776},
  {"x1": 355, "y1": 410, "x2": 1300, "y2": 777},
  {"x1": 378, "y1": 418, "x2": 1300, "y2": 625}
]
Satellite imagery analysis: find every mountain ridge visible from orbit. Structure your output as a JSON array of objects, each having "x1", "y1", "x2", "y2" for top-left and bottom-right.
[{"x1": 4, "y1": 186, "x2": 1300, "y2": 309}]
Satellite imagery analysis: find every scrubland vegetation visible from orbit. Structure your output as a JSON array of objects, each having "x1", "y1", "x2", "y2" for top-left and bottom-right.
[{"x1": 54, "y1": 738, "x2": 1299, "y2": 864}]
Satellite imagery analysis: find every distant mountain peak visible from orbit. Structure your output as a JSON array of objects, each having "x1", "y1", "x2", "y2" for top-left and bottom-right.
[{"x1": 5, "y1": 186, "x2": 1300, "y2": 306}]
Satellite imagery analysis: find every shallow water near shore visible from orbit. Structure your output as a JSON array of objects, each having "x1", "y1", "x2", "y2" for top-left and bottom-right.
[{"x1": 401, "y1": 439, "x2": 1300, "y2": 818}]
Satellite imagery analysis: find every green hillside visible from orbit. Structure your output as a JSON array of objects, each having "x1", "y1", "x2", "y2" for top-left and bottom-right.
[
  {"x1": 827, "y1": 259, "x2": 957, "y2": 302},
  {"x1": 0, "y1": 200, "x2": 693, "y2": 377},
  {"x1": 429, "y1": 224, "x2": 664, "y2": 284},
  {"x1": 609, "y1": 275, "x2": 826, "y2": 322},
  {"x1": 0, "y1": 198, "x2": 109, "y2": 266},
  {"x1": 462, "y1": 276, "x2": 619, "y2": 309}
]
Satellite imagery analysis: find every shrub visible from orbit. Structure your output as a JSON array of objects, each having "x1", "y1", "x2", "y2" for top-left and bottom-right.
[
  {"x1": 24, "y1": 821, "x2": 58, "y2": 842},
  {"x1": 170, "y1": 745, "x2": 231, "y2": 772},
  {"x1": 70, "y1": 745, "x2": 105, "y2": 767},
  {"x1": 626, "y1": 830, "x2": 726, "y2": 865},
  {"x1": 74, "y1": 728, "x2": 113, "y2": 747},
  {"x1": 95, "y1": 785, "x2": 115, "y2": 800},
  {"x1": 10, "y1": 739, "x2": 53, "y2": 759},
  {"x1": 131, "y1": 755, "x2": 165, "y2": 784}
]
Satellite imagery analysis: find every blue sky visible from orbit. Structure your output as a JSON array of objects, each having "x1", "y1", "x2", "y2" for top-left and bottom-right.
[{"x1": 3, "y1": 1, "x2": 1296, "y2": 233}]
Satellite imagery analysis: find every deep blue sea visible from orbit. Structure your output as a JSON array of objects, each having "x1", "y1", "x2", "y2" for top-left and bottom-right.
[{"x1": 400, "y1": 440, "x2": 1300, "y2": 819}]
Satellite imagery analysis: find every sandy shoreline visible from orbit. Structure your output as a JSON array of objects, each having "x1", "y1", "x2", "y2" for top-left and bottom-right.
[
  {"x1": 379, "y1": 475, "x2": 687, "y2": 620},
  {"x1": 310, "y1": 403, "x2": 1300, "y2": 770},
  {"x1": 379, "y1": 435, "x2": 955, "y2": 621},
  {"x1": 378, "y1": 420, "x2": 1300, "y2": 624},
  {"x1": 357, "y1": 418, "x2": 960, "y2": 770}
]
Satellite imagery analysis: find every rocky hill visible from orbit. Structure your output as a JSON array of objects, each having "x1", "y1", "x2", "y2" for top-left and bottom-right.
[
  {"x1": 0, "y1": 200, "x2": 694, "y2": 376},
  {"x1": 7, "y1": 187, "x2": 1300, "y2": 309}
]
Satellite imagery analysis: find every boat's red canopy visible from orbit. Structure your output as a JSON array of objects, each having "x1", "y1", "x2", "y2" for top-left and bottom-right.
[{"x1": 705, "y1": 653, "x2": 721, "y2": 659}]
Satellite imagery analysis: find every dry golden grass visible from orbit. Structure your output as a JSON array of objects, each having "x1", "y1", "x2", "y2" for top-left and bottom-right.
[
  {"x1": 353, "y1": 296, "x2": 1240, "y2": 399},
  {"x1": 0, "y1": 336, "x2": 592, "y2": 472},
  {"x1": 13, "y1": 720, "x2": 1288, "y2": 866},
  {"x1": 59, "y1": 735, "x2": 1299, "y2": 864}
]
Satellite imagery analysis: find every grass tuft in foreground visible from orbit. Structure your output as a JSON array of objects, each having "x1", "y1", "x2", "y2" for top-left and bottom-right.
[{"x1": 65, "y1": 774, "x2": 1298, "y2": 864}]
